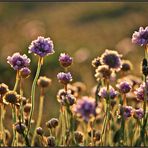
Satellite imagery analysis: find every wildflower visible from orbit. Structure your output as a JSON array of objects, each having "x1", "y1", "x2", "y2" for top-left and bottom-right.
[
  {"x1": 47, "y1": 136, "x2": 56, "y2": 147},
  {"x1": 37, "y1": 76, "x2": 52, "y2": 88},
  {"x1": 134, "y1": 82, "x2": 148, "y2": 101},
  {"x1": 0, "y1": 83, "x2": 9, "y2": 95},
  {"x1": 36, "y1": 127, "x2": 44, "y2": 136},
  {"x1": 7, "y1": 52, "x2": 30, "y2": 70},
  {"x1": 59, "y1": 53, "x2": 73, "y2": 68},
  {"x1": 20, "y1": 67, "x2": 31, "y2": 79},
  {"x1": 98, "y1": 86, "x2": 117, "y2": 100},
  {"x1": 100, "y1": 49, "x2": 122, "y2": 71},
  {"x1": 95, "y1": 130, "x2": 101, "y2": 141},
  {"x1": 28, "y1": 36, "x2": 54, "y2": 57},
  {"x1": 92, "y1": 57, "x2": 101, "y2": 68},
  {"x1": 73, "y1": 96, "x2": 96, "y2": 122},
  {"x1": 14, "y1": 122, "x2": 26, "y2": 134},
  {"x1": 116, "y1": 81, "x2": 131, "y2": 94},
  {"x1": 121, "y1": 60, "x2": 133, "y2": 72},
  {"x1": 95, "y1": 65, "x2": 112, "y2": 80},
  {"x1": 133, "y1": 108, "x2": 144, "y2": 119},
  {"x1": 74, "y1": 131, "x2": 83, "y2": 143},
  {"x1": 120, "y1": 106, "x2": 133, "y2": 118},
  {"x1": 24, "y1": 103, "x2": 32, "y2": 114},
  {"x1": 46, "y1": 118, "x2": 59, "y2": 129},
  {"x1": 132, "y1": 26, "x2": 148, "y2": 46},
  {"x1": 57, "y1": 72, "x2": 72, "y2": 85},
  {"x1": 3, "y1": 91, "x2": 19, "y2": 105},
  {"x1": 57, "y1": 90, "x2": 76, "y2": 106}
]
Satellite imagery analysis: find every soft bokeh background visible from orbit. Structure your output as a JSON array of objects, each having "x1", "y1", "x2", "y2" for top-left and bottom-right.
[{"x1": 0, "y1": 2, "x2": 147, "y2": 127}]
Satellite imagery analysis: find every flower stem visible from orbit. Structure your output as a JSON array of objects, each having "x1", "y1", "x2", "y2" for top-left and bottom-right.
[
  {"x1": 27, "y1": 57, "x2": 42, "y2": 141},
  {"x1": 31, "y1": 88, "x2": 45, "y2": 146}
]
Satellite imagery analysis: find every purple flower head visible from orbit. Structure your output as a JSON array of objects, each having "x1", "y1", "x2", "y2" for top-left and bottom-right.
[
  {"x1": 59, "y1": 53, "x2": 73, "y2": 68},
  {"x1": 132, "y1": 26, "x2": 148, "y2": 46},
  {"x1": 116, "y1": 81, "x2": 131, "y2": 94},
  {"x1": 98, "y1": 86, "x2": 117, "y2": 100},
  {"x1": 100, "y1": 49, "x2": 122, "y2": 71},
  {"x1": 57, "y1": 72, "x2": 72, "y2": 85},
  {"x1": 73, "y1": 96, "x2": 96, "y2": 122},
  {"x1": 20, "y1": 67, "x2": 31, "y2": 78},
  {"x1": 121, "y1": 106, "x2": 133, "y2": 119},
  {"x1": 7, "y1": 52, "x2": 30, "y2": 70},
  {"x1": 28, "y1": 36, "x2": 54, "y2": 57},
  {"x1": 134, "y1": 108, "x2": 144, "y2": 119},
  {"x1": 134, "y1": 82, "x2": 148, "y2": 101}
]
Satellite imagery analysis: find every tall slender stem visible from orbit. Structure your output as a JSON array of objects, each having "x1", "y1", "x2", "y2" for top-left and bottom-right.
[
  {"x1": 31, "y1": 89, "x2": 44, "y2": 146},
  {"x1": 27, "y1": 57, "x2": 42, "y2": 141}
]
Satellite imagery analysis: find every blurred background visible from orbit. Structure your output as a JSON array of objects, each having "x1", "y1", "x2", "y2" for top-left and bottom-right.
[{"x1": 0, "y1": 2, "x2": 148, "y2": 127}]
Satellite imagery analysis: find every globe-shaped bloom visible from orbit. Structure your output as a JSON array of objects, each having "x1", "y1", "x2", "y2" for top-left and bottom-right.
[
  {"x1": 120, "y1": 106, "x2": 133, "y2": 119},
  {"x1": 133, "y1": 108, "x2": 144, "y2": 119},
  {"x1": 134, "y1": 82, "x2": 148, "y2": 101},
  {"x1": 7, "y1": 52, "x2": 30, "y2": 70},
  {"x1": 132, "y1": 26, "x2": 148, "y2": 46},
  {"x1": 57, "y1": 72, "x2": 72, "y2": 85},
  {"x1": 73, "y1": 96, "x2": 96, "y2": 122},
  {"x1": 100, "y1": 49, "x2": 122, "y2": 71},
  {"x1": 98, "y1": 86, "x2": 117, "y2": 100},
  {"x1": 20, "y1": 67, "x2": 31, "y2": 78},
  {"x1": 59, "y1": 53, "x2": 73, "y2": 68},
  {"x1": 121, "y1": 60, "x2": 133, "y2": 72},
  {"x1": 28, "y1": 36, "x2": 54, "y2": 57},
  {"x1": 116, "y1": 81, "x2": 131, "y2": 94}
]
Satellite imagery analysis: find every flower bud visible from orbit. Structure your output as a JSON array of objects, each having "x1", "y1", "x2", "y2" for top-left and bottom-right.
[
  {"x1": 24, "y1": 103, "x2": 32, "y2": 114},
  {"x1": 37, "y1": 76, "x2": 52, "y2": 88},
  {"x1": 36, "y1": 127, "x2": 44, "y2": 136},
  {"x1": 47, "y1": 136, "x2": 56, "y2": 147},
  {"x1": 46, "y1": 118, "x2": 59, "y2": 129},
  {"x1": 20, "y1": 67, "x2": 31, "y2": 79},
  {"x1": 14, "y1": 122, "x2": 26, "y2": 134}
]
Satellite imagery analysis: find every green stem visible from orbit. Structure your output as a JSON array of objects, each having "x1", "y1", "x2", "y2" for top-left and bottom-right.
[
  {"x1": 27, "y1": 57, "x2": 42, "y2": 140},
  {"x1": 31, "y1": 91, "x2": 44, "y2": 146}
]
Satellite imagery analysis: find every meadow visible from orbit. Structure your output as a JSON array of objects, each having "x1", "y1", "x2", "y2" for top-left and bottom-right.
[{"x1": 0, "y1": 2, "x2": 147, "y2": 146}]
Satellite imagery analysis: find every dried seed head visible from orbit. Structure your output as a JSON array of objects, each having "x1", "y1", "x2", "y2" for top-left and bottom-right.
[
  {"x1": 47, "y1": 136, "x2": 56, "y2": 147},
  {"x1": 24, "y1": 103, "x2": 32, "y2": 114},
  {"x1": 14, "y1": 122, "x2": 26, "y2": 134},
  {"x1": 37, "y1": 76, "x2": 52, "y2": 88},
  {"x1": 0, "y1": 83, "x2": 9, "y2": 95},
  {"x1": 3, "y1": 91, "x2": 19, "y2": 105},
  {"x1": 46, "y1": 118, "x2": 59, "y2": 129},
  {"x1": 74, "y1": 131, "x2": 83, "y2": 143},
  {"x1": 36, "y1": 127, "x2": 44, "y2": 136}
]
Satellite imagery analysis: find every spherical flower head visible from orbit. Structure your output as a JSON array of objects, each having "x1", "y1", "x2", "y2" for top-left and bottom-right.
[
  {"x1": 57, "y1": 89, "x2": 76, "y2": 106},
  {"x1": 95, "y1": 65, "x2": 112, "y2": 81},
  {"x1": 36, "y1": 127, "x2": 44, "y2": 136},
  {"x1": 57, "y1": 72, "x2": 72, "y2": 85},
  {"x1": 20, "y1": 67, "x2": 31, "y2": 79},
  {"x1": 98, "y1": 86, "x2": 117, "y2": 100},
  {"x1": 74, "y1": 131, "x2": 84, "y2": 143},
  {"x1": 7, "y1": 52, "x2": 30, "y2": 70},
  {"x1": 14, "y1": 122, "x2": 26, "y2": 134},
  {"x1": 134, "y1": 82, "x2": 148, "y2": 101},
  {"x1": 92, "y1": 57, "x2": 101, "y2": 68},
  {"x1": 47, "y1": 136, "x2": 56, "y2": 147},
  {"x1": 132, "y1": 26, "x2": 148, "y2": 46},
  {"x1": 73, "y1": 96, "x2": 96, "y2": 122},
  {"x1": 100, "y1": 49, "x2": 122, "y2": 71},
  {"x1": 3, "y1": 91, "x2": 19, "y2": 105},
  {"x1": 46, "y1": 118, "x2": 59, "y2": 129},
  {"x1": 134, "y1": 108, "x2": 144, "y2": 119},
  {"x1": 121, "y1": 60, "x2": 133, "y2": 72},
  {"x1": 28, "y1": 36, "x2": 54, "y2": 57},
  {"x1": 116, "y1": 81, "x2": 131, "y2": 94},
  {"x1": 37, "y1": 76, "x2": 52, "y2": 88},
  {"x1": 59, "y1": 53, "x2": 73, "y2": 68},
  {"x1": 121, "y1": 106, "x2": 133, "y2": 119}
]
